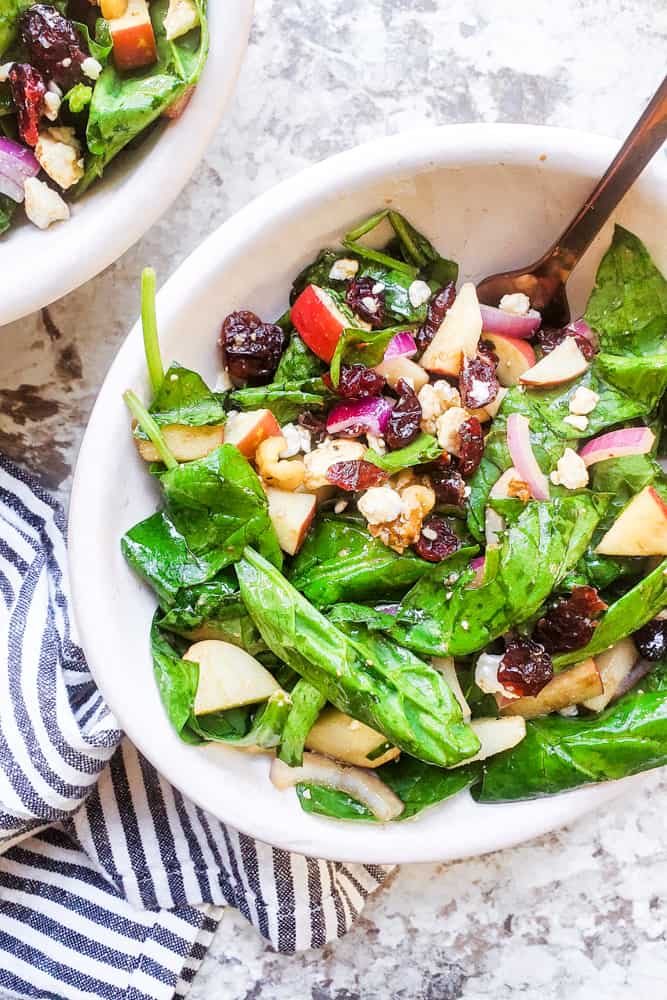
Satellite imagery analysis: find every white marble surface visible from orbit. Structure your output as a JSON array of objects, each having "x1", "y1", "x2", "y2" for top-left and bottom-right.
[{"x1": 1, "y1": 0, "x2": 666, "y2": 997}]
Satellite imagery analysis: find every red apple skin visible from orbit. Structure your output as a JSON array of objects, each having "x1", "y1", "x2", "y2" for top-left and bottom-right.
[
  {"x1": 291, "y1": 285, "x2": 347, "y2": 362},
  {"x1": 111, "y1": 20, "x2": 157, "y2": 69},
  {"x1": 484, "y1": 333, "x2": 536, "y2": 387},
  {"x1": 163, "y1": 86, "x2": 195, "y2": 120},
  {"x1": 265, "y1": 488, "x2": 317, "y2": 555},
  {"x1": 224, "y1": 409, "x2": 281, "y2": 458}
]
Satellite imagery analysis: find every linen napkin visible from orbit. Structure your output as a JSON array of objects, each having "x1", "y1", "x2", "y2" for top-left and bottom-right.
[{"x1": 0, "y1": 456, "x2": 392, "y2": 999}]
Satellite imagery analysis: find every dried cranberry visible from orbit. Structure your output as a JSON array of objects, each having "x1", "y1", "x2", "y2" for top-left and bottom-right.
[
  {"x1": 533, "y1": 586, "x2": 607, "y2": 653},
  {"x1": 385, "y1": 378, "x2": 422, "y2": 450},
  {"x1": 498, "y1": 635, "x2": 553, "y2": 697},
  {"x1": 220, "y1": 311, "x2": 286, "y2": 385},
  {"x1": 415, "y1": 282, "x2": 456, "y2": 352},
  {"x1": 536, "y1": 327, "x2": 597, "y2": 362},
  {"x1": 326, "y1": 459, "x2": 388, "y2": 491},
  {"x1": 298, "y1": 411, "x2": 327, "y2": 444},
  {"x1": 325, "y1": 364, "x2": 385, "y2": 398},
  {"x1": 8, "y1": 64, "x2": 46, "y2": 147},
  {"x1": 477, "y1": 338, "x2": 499, "y2": 366},
  {"x1": 414, "y1": 516, "x2": 461, "y2": 562},
  {"x1": 345, "y1": 276, "x2": 386, "y2": 328},
  {"x1": 18, "y1": 4, "x2": 87, "y2": 89},
  {"x1": 457, "y1": 416, "x2": 484, "y2": 478},
  {"x1": 633, "y1": 619, "x2": 667, "y2": 661},
  {"x1": 427, "y1": 457, "x2": 466, "y2": 507},
  {"x1": 459, "y1": 356, "x2": 499, "y2": 410}
]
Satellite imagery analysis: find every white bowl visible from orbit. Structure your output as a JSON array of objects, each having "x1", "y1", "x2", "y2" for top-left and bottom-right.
[
  {"x1": 69, "y1": 125, "x2": 667, "y2": 864},
  {"x1": 0, "y1": 1, "x2": 253, "y2": 327}
]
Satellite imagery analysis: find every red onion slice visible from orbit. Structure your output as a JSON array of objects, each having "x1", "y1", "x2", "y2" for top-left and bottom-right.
[
  {"x1": 326, "y1": 396, "x2": 394, "y2": 436},
  {"x1": 506, "y1": 413, "x2": 550, "y2": 500},
  {"x1": 469, "y1": 555, "x2": 485, "y2": 588},
  {"x1": 383, "y1": 332, "x2": 417, "y2": 360},
  {"x1": 0, "y1": 138, "x2": 40, "y2": 203},
  {"x1": 613, "y1": 658, "x2": 653, "y2": 701},
  {"x1": 270, "y1": 752, "x2": 404, "y2": 821},
  {"x1": 565, "y1": 318, "x2": 598, "y2": 352},
  {"x1": 480, "y1": 303, "x2": 541, "y2": 340},
  {"x1": 579, "y1": 427, "x2": 655, "y2": 467}
]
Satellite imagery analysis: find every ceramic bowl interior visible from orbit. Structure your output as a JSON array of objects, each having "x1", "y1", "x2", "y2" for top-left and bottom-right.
[
  {"x1": 69, "y1": 124, "x2": 667, "y2": 863},
  {"x1": 0, "y1": 0, "x2": 253, "y2": 326}
]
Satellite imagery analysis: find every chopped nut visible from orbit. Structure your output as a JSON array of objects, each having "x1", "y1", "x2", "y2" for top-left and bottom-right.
[
  {"x1": 507, "y1": 478, "x2": 531, "y2": 502},
  {"x1": 256, "y1": 436, "x2": 305, "y2": 491}
]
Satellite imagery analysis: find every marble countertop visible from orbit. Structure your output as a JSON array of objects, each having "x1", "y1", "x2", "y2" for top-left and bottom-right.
[{"x1": 1, "y1": 0, "x2": 665, "y2": 996}]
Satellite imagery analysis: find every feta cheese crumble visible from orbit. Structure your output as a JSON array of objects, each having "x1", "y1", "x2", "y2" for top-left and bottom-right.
[
  {"x1": 563, "y1": 414, "x2": 589, "y2": 432},
  {"x1": 329, "y1": 258, "x2": 359, "y2": 281},
  {"x1": 35, "y1": 127, "x2": 84, "y2": 190},
  {"x1": 418, "y1": 380, "x2": 461, "y2": 434},
  {"x1": 214, "y1": 369, "x2": 233, "y2": 392},
  {"x1": 81, "y1": 57, "x2": 103, "y2": 81},
  {"x1": 408, "y1": 280, "x2": 432, "y2": 308},
  {"x1": 43, "y1": 91, "x2": 61, "y2": 121},
  {"x1": 435, "y1": 406, "x2": 469, "y2": 455},
  {"x1": 550, "y1": 448, "x2": 589, "y2": 490},
  {"x1": 0, "y1": 62, "x2": 14, "y2": 83},
  {"x1": 279, "y1": 423, "x2": 312, "y2": 458},
  {"x1": 474, "y1": 652, "x2": 519, "y2": 699},
  {"x1": 361, "y1": 296, "x2": 379, "y2": 314},
  {"x1": 366, "y1": 432, "x2": 386, "y2": 456},
  {"x1": 499, "y1": 292, "x2": 531, "y2": 316},
  {"x1": 357, "y1": 486, "x2": 405, "y2": 525},
  {"x1": 23, "y1": 177, "x2": 70, "y2": 229},
  {"x1": 569, "y1": 385, "x2": 599, "y2": 415}
]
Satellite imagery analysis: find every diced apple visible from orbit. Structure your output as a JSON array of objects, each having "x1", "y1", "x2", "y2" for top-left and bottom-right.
[
  {"x1": 432, "y1": 656, "x2": 471, "y2": 721},
  {"x1": 595, "y1": 486, "x2": 667, "y2": 556},
  {"x1": 164, "y1": 0, "x2": 199, "y2": 41},
  {"x1": 421, "y1": 282, "x2": 482, "y2": 377},
  {"x1": 101, "y1": 0, "x2": 128, "y2": 17},
  {"x1": 163, "y1": 86, "x2": 195, "y2": 120},
  {"x1": 485, "y1": 465, "x2": 519, "y2": 546},
  {"x1": 184, "y1": 640, "x2": 280, "y2": 716},
  {"x1": 108, "y1": 0, "x2": 157, "y2": 71},
  {"x1": 484, "y1": 333, "x2": 536, "y2": 387},
  {"x1": 291, "y1": 284, "x2": 369, "y2": 363},
  {"x1": 519, "y1": 336, "x2": 589, "y2": 388},
  {"x1": 375, "y1": 355, "x2": 429, "y2": 392},
  {"x1": 224, "y1": 409, "x2": 281, "y2": 458},
  {"x1": 265, "y1": 486, "x2": 316, "y2": 555},
  {"x1": 450, "y1": 716, "x2": 526, "y2": 767},
  {"x1": 305, "y1": 707, "x2": 399, "y2": 768},
  {"x1": 500, "y1": 658, "x2": 602, "y2": 719},
  {"x1": 135, "y1": 423, "x2": 224, "y2": 463},
  {"x1": 583, "y1": 638, "x2": 638, "y2": 712}
]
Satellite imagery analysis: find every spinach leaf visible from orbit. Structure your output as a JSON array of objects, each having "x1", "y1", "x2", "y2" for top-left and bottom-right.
[
  {"x1": 595, "y1": 353, "x2": 667, "y2": 413},
  {"x1": 475, "y1": 662, "x2": 667, "y2": 801},
  {"x1": 342, "y1": 238, "x2": 418, "y2": 278},
  {"x1": 553, "y1": 558, "x2": 667, "y2": 668},
  {"x1": 359, "y1": 264, "x2": 432, "y2": 324},
  {"x1": 584, "y1": 225, "x2": 667, "y2": 356},
  {"x1": 273, "y1": 334, "x2": 324, "y2": 382},
  {"x1": 132, "y1": 363, "x2": 226, "y2": 438},
  {"x1": 63, "y1": 82, "x2": 92, "y2": 113},
  {"x1": 156, "y1": 572, "x2": 267, "y2": 653},
  {"x1": 289, "y1": 249, "x2": 352, "y2": 304},
  {"x1": 236, "y1": 546, "x2": 480, "y2": 767},
  {"x1": 278, "y1": 679, "x2": 326, "y2": 767},
  {"x1": 228, "y1": 377, "x2": 331, "y2": 424},
  {"x1": 365, "y1": 433, "x2": 442, "y2": 473},
  {"x1": 297, "y1": 755, "x2": 479, "y2": 822},
  {"x1": 0, "y1": 0, "x2": 31, "y2": 57},
  {"x1": 289, "y1": 514, "x2": 439, "y2": 606},
  {"x1": 73, "y1": 17, "x2": 113, "y2": 64},
  {"x1": 330, "y1": 325, "x2": 416, "y2": 386},
  {"x1": 79, "y1": 0, "x2": 208, "y2": 194},
  {"x1": 387, "y1": 210, "x2": 459, "y2": 286},
  {"x1": 0, "y1": 192, "x2": 15, "y2": 236}
]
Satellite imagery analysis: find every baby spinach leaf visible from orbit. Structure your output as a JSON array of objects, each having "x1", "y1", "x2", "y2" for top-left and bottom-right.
[
  {"x1": 387, "y1": 210, "x2": 459, "y2": 286},
  {"x1": 595, "y1": 353, "x2": 667, "y2": 414},
  {"x1": 330, "y1": 325, "x2": 416, "y2": 386},
  {"x1": 289, "y1": 249, "x2": 352, "y2": 304},
  {"x1": 236, "y1": 546, "x2": 480, "y2": 767},
  {"x1": 342, "y1": 238, "x2": 418, "y2": 278},
  {"x1": 132, "y1": 363, "x2": 226, "y2": 437},
  {"x1": 0, "y1": 0, "x2": 32, "y2": 57},
  {"x1": 156, "y1": 572, "x2": 267, "y2": 653},
  {"x1": 584, "y1": 225, "x2": 667, "y2": 357},
  {"x1": 359, "y1": 264, "x2": 432, "y2": 324},
  {"x1": 365, "y1": 433, "x2": 441, "y2": 473},
  {"x1": 274, "y1": 334, "x2": 324, "y2": 382},
  {"x1": 278, "y1": 679, "x2": 326, "y2": 767},
  {"x1": 63, "y1": 83, "x2": 92, "y2": 113},
  {"x1": 0, "y1": 192, "x2": 15, "y2": 236},
  {"x1": 228, "y1": 377, "x2": 331, "y2": 424},
  {"x1": 74, "y1": 17, "x2": 113, "y2": 64}
]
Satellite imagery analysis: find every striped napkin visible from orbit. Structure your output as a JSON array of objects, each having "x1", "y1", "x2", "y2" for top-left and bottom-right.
[{"x1": 0, "y1": 456, "x2": 391, "y2": 1000}]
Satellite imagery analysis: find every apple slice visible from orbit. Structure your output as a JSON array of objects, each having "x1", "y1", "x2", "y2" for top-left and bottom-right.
[
  {"x1": 595, "y1": 485, "x2": 667, "y2": 556},
  {"x1": 265, "y1": 486, "x2": 316, "y2": 555},
  {"x1": 224, "y1": 408, "x2": 281, "y2": 458},
  {"x1": 305, "y1": 707, "x2": 399, "y2": 768},
  {"x1": 519, "y1": 336, "x2": 589, "y2": 388},
  {"x1": 484, "y1": 333, "x2": 536, "y2": 387},
  {"x1": 500, "y1": 658, "x2": 602, "y2": 719},
  {"x1": 583, "y1": 638, "x2": 638, "y2": 712},
  {"x1": 291, "y1": 284, "x2": 369, "y2": 363},
  {"x1": 375, "y1": 355, "x2": 429, "y2": 393},
  {"x1": 469, "y1": 386, "x2": 507, "y2": 423},
  {"x1": 421, "y1": 282, "x2": 482, "y2": 377},
  {"x1": 108, "y1": 0, "x2": 157, "y2": 70},
  {"x1": 450, "y1": 716, "x2": 526, "y2": 767},
  {"x1": 135, "y1": 423, "x2": 224, "y2": 463},
  {"x1": 184, "y1": 640, "x2": 280, "y2": 716}
]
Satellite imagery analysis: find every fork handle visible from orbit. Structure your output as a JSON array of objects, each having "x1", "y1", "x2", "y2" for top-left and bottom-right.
[{"x1": 549, "y1": 74, "x2": 667, "y2": 275}]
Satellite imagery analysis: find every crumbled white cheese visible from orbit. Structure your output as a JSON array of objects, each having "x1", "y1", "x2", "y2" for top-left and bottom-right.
[
  {"x1": 360, "y1": 295, "x2": 379, "y2": 314},
  {"x1": 550, "y1": 448, "x2": 589, "y2": 490},
  {"x1": 371, "y1": 281, "x2": 385, "y2": 295},
  {"x1": 418, "y1": 379, "x2": 461, "y2": 434},
  {"x1": 303, "y1": 439, "x2": 365, "y2": 489},
  {"x1": 279, "y1": 423, "x2": 311, "y2": 458},
  {"x1": 421, "y1": 525, "x2": 438, "y2": 541},
  {"x1": 569, "y1": 386, "x2": 599, "y2": 416},
  {"x1": 408, "y1": 280, "x2": 432, "y2": 308},
  {"x1": 499, "y1": 292, "x2": 531, "y2": 316},
  {"x1": 329, "y1": 258, "x2": 359, "y2": 281},
  {"x1": 334, "y1": 500, "x2": 348, "y2": 514},
  {"x1": 23, "y1": 177, "x2": 70, "y2": 229},
  {"x1": 563, "y1": 414, "x2": 589, "y2": 432},
  {"x1": 48, "y1": 80, "x2": 63, "y2": 98},
  {"x1": 366, "y1": 432, "x2": 386, "y2": 456},
  {"x1": 301, "y1": 787, "x2": 312, "y2": 800},
  {"x1": 35, "y1": 127, "x2": 84, "y2": 190},
  {"x1": 435, "y1": 406, "x2": 469, "y2": 455},
  {"x1": 43, "y1": 91, "x2": 61, "y2": 121},
  {"x1": 474, "y1": 652, "x2": 519, "y2": 699},
  {"x1": 558, "y1": 705, "x2": 579, "y2": 717},
  {"x1": 357, "y1": 486, "x2": 405, "y2": 525},
  {"x1": 81, "y1": 56, "x2": 103, "y2": 81},
  {"x1": 0, "y1": 62, "x2": 14, "y2": 83},
  {"x1": 61, "y1": 57, "x2": 72, "y2": 68},
  {"x1": 214, "y1": 369, "x2": 233, "y2": 392}
]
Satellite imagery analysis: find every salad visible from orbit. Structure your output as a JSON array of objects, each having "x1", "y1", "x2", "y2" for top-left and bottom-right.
[
  {"x1": 122, "y1": 212, "x2": 667, "y2": 824},
  {"x1": 0, "y1": 0, "x2": 208, "y2": 233}
]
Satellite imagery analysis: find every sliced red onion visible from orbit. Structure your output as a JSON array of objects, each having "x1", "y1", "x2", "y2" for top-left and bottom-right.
[
  {"x1": 613, "y1": 658, "x2": 653, "y2": 701},
  {"x1": 326, "y1": 396, "x2": 394, "y2": 437},
  {"x1": 579, "y1": 426, "x2": 655, "y2": 467},
  {"x1": 0, "y1": 138, "x2": 40, "y2": 203},
  {"x1": 480, "y1": 303, "x2": 541, "y2": 340},
  {"x1": 469, "y1": 555, "x2": 485, "y2": 588},
  {"x1": 270, "y1": 753, "x2": 404, "y2": 821},
  {"x1": 565, "y1": 318, "x2": 598, "y2": 351},
  {"x1": 383, "y1": 332, "x2": 417, "y2": 360},
  {"x1": 506, "y1": 413, "x2": 550, "y2": 500}
]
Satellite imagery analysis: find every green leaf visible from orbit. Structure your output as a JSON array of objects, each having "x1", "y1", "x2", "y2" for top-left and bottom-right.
[
  {"x1": 359, "y1": 264, "x2": 432, "y2": 324},
  {"x1": 236, "y1": 546, "x2": 480, "y2": 767},
  {"x1": 278, "y1": 679, "x2": 326, "y2": 767},
  {"x1": 273, "y1": 334, "x2": 324, "y2": 382},
  {"x1": 330, "y1": 325, "x2": 415, "y2": 387},
  {"x1": 289, "y1": 249, "x2": 352, "y2": 304},
  {"x1": 365, "y1": 433, "x2": 442, "y2": 473},
  {"x1": 228, "y1": 377, "x2": 331, "y2": 425},
  {"x1": 0, "y1": 192, "x2": 15, "y2": 236},
  {"x1": 63, "y1": 83, "x2": 92, "y2": 113},
  {"x1": 74, "y1": 17, "x2": 113, "y2": 64},
  {"x1": 584, "y1": 225, "x2": 667, "y2": 356},
  {"x1": 145, "y1": 363, "x2": 226, "y2": 431},
  {"x1": 342, "y1": 238, "x2": 418, "y2": 278},
  {"x1": 0, "y1": 0, "x2": 32, "y2": 57},
  {"x1": 387, "y1": 210, "x2": 458, "y2": 285}
]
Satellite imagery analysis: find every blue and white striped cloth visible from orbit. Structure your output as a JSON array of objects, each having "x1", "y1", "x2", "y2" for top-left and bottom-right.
[{"x1": 0, "y1": 457, "x2": 391, "y2": 999}]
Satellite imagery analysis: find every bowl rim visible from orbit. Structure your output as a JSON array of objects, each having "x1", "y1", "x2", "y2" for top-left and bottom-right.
[
  {"x1": 0, "y1": 0, "x2": 254, "y2": 327},
  {"x1": 69, "y1": 123, "x2": 665, "y2": 863}
]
